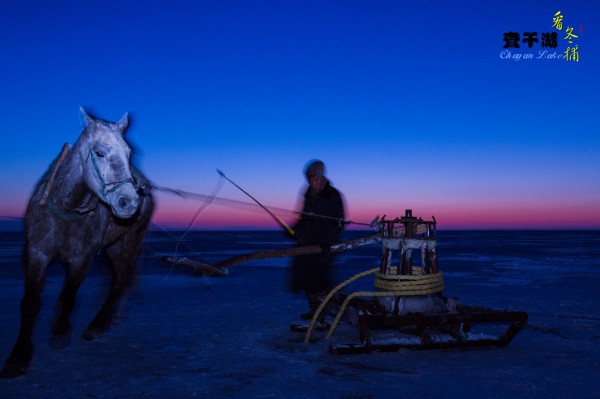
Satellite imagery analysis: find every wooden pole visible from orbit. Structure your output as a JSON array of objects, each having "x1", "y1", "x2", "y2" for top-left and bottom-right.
[
  {"x1": 164, "y1": 233, "x2": 381, "y2": 275},
  {"x1": 39, "y1": 143, "x2": 71, "y2": 206}
]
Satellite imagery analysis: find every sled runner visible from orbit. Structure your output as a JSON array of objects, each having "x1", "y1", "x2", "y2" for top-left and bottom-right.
[{"x1": 329, "y1": 303, "x2": 528, "y2": 354}]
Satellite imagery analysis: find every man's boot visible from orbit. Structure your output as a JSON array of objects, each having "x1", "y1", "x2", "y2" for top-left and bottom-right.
[{"x1": 300, "y1": 292, "x2": 322, "y2": 320}]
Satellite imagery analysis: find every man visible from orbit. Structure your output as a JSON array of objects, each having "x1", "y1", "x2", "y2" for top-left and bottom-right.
[{"x1": 290, "y1": 160, "x2": 345, "y2": 322}]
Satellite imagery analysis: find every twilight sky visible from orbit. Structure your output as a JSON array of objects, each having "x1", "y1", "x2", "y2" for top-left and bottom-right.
[{"x1": 0, "y1": 0, "x2": 598, "y2": 230}]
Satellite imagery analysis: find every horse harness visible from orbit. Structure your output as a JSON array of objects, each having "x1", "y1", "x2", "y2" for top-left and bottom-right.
[{"x1": 39, "y1": 143, "x2": 147, "y2": 222}]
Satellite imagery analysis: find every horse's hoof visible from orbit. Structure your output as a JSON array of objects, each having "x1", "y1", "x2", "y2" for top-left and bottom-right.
[
  {"x1": 111, "y1": 311, "x2": 128, "y2": 326},
  {"x1": 52, "y1": 320, "x2": 72, "y2": 337},
  {"x1": 0, "y1": 363, "x2": 27, "y2": 379},
  {"x1": 82, "y1": 328, "x2": 101, "y2": 341},
  {"x1": 49, "y1": 333, "x2": 72, "y2": 349}
]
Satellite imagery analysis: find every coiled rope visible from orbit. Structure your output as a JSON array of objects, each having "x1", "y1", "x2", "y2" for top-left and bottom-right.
[
  {"x1": 304, "y1": 266, "x2": 444, "y2": 343},
  {"x1": 373, "y1": 267, "x2": 444, "y2": 294}
]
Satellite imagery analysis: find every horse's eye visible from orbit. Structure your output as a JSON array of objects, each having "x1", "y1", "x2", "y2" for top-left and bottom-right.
[{"x1": 95, "y1": 151, "x2": 105, "y2": 158}]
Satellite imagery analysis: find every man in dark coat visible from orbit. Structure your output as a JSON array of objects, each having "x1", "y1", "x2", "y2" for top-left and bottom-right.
[{"x1": 290, "y1": 160, "x2": 345, "y2": 321}]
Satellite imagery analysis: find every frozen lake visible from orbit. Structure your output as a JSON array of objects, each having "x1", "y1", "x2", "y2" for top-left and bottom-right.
[{"x1": 1, "y1": 230, "x2": 599, "y2": 398}]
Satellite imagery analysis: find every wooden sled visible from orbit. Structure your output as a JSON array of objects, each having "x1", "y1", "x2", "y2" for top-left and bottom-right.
[
  {"x1": 300, "y1": 210, "x2": 529, "y2": 355},
  {"x1": 329, "y1": 302, "x2": 528, "y2": 354}
]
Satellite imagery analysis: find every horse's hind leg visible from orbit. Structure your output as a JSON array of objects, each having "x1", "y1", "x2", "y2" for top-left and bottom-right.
[{"x1": 1, "y1": 258, "x2": 48, "y2": 378}]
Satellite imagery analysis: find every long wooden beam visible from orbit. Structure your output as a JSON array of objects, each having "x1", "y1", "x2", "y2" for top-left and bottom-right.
[
  {"x1": 165, "y1": 233, "x2": 381, "y2": 275},
  {"x1": 217, "y1": 233, "x2": 381, "y2": 268}
]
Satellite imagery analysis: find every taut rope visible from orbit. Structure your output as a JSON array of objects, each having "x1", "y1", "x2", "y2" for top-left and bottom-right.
[
  {"x1": 148, "y1": 184, "x2": 371, "y2": 229},
  {"x1": 174, "y1": 175, "x2": 226, "y2": 257}
]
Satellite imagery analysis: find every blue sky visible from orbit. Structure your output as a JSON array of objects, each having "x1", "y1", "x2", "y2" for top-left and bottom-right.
[{"x1": 0, "y1": 0, "x2": 598, "y2": 230}]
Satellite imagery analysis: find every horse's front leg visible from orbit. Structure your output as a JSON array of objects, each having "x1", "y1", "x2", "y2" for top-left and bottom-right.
[
  {"x1": 82, "y1": 270, "x2": 129, "y2": 341},
  {"x1": 84, "y1": 204, "x2": 151, "y2": 341},
  {"x1": 82, "y1": 240, "x2": 133, "y2": 341},
  {"x1": 50, "y1": 261, "x2": 90, "y2": 349},
  {"x1": 1, "y1": 259, "x2": 47, "y2": 378}
]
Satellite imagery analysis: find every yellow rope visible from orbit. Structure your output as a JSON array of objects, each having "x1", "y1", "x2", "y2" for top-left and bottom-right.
[
  {"x1": 304, "y1": 268, "x2": 378, "y2": 343},
  {"x1": 373, "y1": 267, "x2": 444, "y2": 295},
  {"x1": 304, "y1": 267, "x2": 444, "y2": 343}
]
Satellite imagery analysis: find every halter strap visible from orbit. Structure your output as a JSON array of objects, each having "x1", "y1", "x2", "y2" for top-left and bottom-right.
[{"x1": 89, "y1": 150, "x2": 138, "y2": 197}]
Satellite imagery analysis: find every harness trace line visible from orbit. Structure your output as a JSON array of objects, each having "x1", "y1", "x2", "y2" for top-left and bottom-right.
[
  {"x1": 147, "y1": 184, "x2": 371, "y2": 229},
  {"x1": 174, "y1": 175, "x2": 226, "y2": 258}
]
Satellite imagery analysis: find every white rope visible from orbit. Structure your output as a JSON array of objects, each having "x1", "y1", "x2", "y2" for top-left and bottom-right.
[
  {"x1": 174, "y1": 176, "x2": 226, "y2": 258},
  {"x1": 149, "y1": 184, "x2": 369, "y2": 228}
]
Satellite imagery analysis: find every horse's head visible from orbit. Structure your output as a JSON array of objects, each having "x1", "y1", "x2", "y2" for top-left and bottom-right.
[{"x1": 77, "y1": 108, "x2": 140, "y2": 219}]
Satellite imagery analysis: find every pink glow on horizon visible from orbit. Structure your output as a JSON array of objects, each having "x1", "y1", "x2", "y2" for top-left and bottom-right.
[
  {"x1": 2, "y1": 195, "x2": 598, "y2": 230},
  {"x1": 151, "y1": 199, "x2": 600, "y2": 230}
]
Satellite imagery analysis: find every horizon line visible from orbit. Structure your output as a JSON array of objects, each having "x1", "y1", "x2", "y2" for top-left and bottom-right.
[{"x1": 1, "y1": 216, "x2": 599, "y2": 232}]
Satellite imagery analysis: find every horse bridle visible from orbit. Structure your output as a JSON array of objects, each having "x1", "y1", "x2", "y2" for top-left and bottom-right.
[{"x1": 89, "y1": 149, "x2": 140, "y2": 197}]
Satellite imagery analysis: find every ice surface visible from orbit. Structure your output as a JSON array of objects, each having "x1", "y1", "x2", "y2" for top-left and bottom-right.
[{"x1": 0, "y1": 230, "x2": 599, "y2": 398}]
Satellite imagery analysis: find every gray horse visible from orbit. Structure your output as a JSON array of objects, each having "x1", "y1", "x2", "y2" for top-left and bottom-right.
[{"x1": 1, "y1": 108, "x2": 155, "y2": 378}]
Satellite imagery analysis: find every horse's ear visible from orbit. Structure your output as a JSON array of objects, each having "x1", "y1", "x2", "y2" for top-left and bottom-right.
[
  {"x1": 117, "y1": 112, "x2": 129, "y2": 132},
  {"x1": 80, "y1": 107, "x2": 93, "y2": 126}
]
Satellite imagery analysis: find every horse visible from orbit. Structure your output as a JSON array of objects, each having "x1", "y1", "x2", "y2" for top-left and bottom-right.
[{"x1": 1, "y1": 108, "x2": 155, "y2": 378}]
